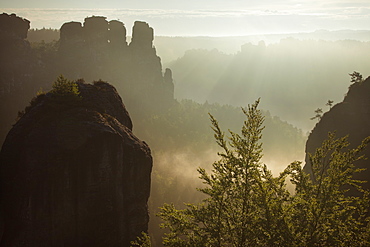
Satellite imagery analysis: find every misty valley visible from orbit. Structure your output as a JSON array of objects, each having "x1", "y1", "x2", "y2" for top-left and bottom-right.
[{"x1": 1, "y1": 13, "x2": 370, "y2": 246}]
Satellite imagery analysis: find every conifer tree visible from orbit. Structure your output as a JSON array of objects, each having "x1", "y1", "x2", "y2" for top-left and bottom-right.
[{"x1": 151, "y1": 100, "x2": 370, "y2": 247}]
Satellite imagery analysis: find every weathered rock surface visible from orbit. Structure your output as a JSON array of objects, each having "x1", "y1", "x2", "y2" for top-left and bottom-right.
[
  {"x1": 0, "y1": 80, "x2": 152, "y2": 246},
  {"x1": 304, "y1": 76, "x2": 370, "y2": 190}
]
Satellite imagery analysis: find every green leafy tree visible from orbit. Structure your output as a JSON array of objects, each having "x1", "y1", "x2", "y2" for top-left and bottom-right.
[
  {"x1": 50, "y1": 75, "x2": 80, "y2": 98},
  {"x1": 285, "y1": 132, "x2": 370, "y2": 246},
  {"x1": 131, "y1": 232, "x2": 152, "y2": 247},
  {"x1": 156, "y1": 100, "x2": 370, "y2": 247}
]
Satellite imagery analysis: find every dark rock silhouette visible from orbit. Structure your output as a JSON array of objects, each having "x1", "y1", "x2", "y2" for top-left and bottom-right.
[
  {"x1": 0, "y1": 13, "x2": 32, "y2": 94},
  {"x1": 59, "y1": 21, "x2": 84, "y2": 49},
  {"x1": 130, "y1": 21, "x2": 154, "y2": 49},
  {"x1": 0, "y1": 13, "x2": 29, "y2": 39},
  {"x1": 0, "y1": 13, "x2": 35, "y2": 146},
  {"x1": 304, "y1": 76, "x2": 370, "y2": 192},
  {"x1": 0, "y1": 80, "x2": 152, "y2": 246},
  {"x1": 108, "y1": 20, "x2": 128, "y2": 48},
  {"x1": 164, "y1": 68, "x2": 175, "y2": 102}
]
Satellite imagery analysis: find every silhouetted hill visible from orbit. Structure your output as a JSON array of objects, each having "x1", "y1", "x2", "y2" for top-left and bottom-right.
[{"x1": 0, "y1": 79, "x2": 152, "y2": 246}]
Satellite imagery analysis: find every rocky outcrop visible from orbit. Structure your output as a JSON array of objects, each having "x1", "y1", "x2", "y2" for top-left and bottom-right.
[
  {"x1": 60, "y1": 17, "x2": 127, "y2": 51},
  {"x1": 0, "y1": 13, "x2": 32, "y2": 95},
  {"x1": 0, "y1": 80, "x2": 152, "y2": 246},
  {"x1": 130, "y1": 21, "x2": 154, "y2": 49},
  {"x1": 0, "y1": 13, "x2": 30, "y2": 39},
  {"x1": 0, "y1": 14, "x2": 176, "y2": 146},
  {"x1": 108, "y1": 20, "x2": 128, "y2": 48},
  {"x1": 163, "y1": 68, "x2": 175, "y2": 103},
  {"x1": 304, "y1": 76, "x2": 370, "y2": 190},
  {"x1": 58, "y1": 16, "x2": 174, "y2": 113},
  {"x1": 59, "y1": 21, "x2": 84, "y2": 48}
]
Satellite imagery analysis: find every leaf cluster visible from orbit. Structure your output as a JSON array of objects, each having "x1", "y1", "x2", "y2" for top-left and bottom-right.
[
  {"x1": 156, "y1": 100, "x2": 370, "y2": 247},
  {"x1": 50, "y1": 75, "x2": 81, "y2": 100}
]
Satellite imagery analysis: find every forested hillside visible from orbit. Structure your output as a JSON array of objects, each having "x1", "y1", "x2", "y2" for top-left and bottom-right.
[{"x1": 168, "y1": 39, "x2": 370, "y2": 131}]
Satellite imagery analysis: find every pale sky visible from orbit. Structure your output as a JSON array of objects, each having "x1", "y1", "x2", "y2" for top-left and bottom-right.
[{"x1": 2, "y1": 0, "x2": 370, "y2": 36}]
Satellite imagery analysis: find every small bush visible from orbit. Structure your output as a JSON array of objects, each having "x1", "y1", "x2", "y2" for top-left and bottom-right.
[{"x1": 50, "y1": 75, "x2": 80, "y2": 98}]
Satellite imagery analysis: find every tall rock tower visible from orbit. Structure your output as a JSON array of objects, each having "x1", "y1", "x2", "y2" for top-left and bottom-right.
[
  {"x1": 0, "y1": 80, "x2": 153, "y2": 246},
  {"x1": 58, "y1": 17, "x2": 175, "y2": 113}
]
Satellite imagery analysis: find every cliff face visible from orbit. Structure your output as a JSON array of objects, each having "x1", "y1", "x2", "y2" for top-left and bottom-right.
[
  {"x1": 0, "y1": 80, "x2": 152, "y2": 246},
  {"x1": 304, "y1": 76, "x2": 370, "y2": 189}
]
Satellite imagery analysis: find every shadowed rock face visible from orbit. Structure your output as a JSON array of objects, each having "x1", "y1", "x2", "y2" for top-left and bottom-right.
[
  {"x1": 108, "y1": 20, "x2": 127, "y2": 47},
  {"x1": 130, "y1": 21, "x2": 154, "y2": 49},
  {"x1": 0, "y1": 13, "x2": 32, "y2": 95},
  {"x1": 304, "y1": 77, "x2": 370, "y2": 192},
  {"x1": 59, "y1": 21, "x2": 84, "y2": 47},
  {"x1": 0, "y1": 13, "x2": 35, "y2": 146},
  {"x1": 0, "y1": 80, "x2": 152, "y2": 246},
  {"x1": 0, "y1": 13, "x2": 30, "y2": 39}
]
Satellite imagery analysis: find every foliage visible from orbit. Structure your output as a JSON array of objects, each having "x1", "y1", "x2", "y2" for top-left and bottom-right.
[
  {"x1": 350, "y1": 71, "x2": 364, "y2": 85},
  {"x1": 310, "y1": 108, "x2": 323, "y2": 121},
  {"x1": 50, "y1": 75, "x2": 81, "y2": 99},
  {"x1": 288, "y1": 133, "x2": 370, "y2": 246},
  {"x1": 156, "y1": 99, "x2": 370, "y2": 247},
  {"x1": 135, "y1": 99, "x2": 305, "y2": 159},
  {"x1": 138, "y1": 99, "x2": 306, "y2": 245},
  {"x1": 326, "y1": 100, "x2": 334, "y2": 109},
  {"x1": 28, "y1": 28, "x2": 60, "y2": 43},
  {"x1": 131, "y1": 232, "x2": 152, "y2": 247}
]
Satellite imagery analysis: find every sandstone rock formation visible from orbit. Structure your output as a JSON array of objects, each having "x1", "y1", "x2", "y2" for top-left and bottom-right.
[
  {"x1": 0, "y1": 13, "x2": 30, "y2": 39},
  {"x1": 58, "y1": 16, "x2": 174, "y2": 113},
  {"x1": 130, "y1": 21, "x2": 154, "y2": 49},
  {"x1": 0, "y1": 80, "x2": 152, "y2": 246},
  {"x1": 0, "y1": 14, "x2": 175, "y2": 146},
  {"x1": 304, "y1": 76, "x2": 370, "y2": 191}
]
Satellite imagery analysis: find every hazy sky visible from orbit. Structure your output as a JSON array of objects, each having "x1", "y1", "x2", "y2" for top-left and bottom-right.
[{"x1": 2, "y1": 0, "x2": 370, "y2": 36}]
